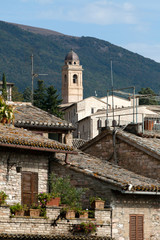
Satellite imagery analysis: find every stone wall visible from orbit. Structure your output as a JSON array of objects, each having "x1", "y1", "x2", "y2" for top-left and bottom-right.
[
  {"x1": 82, "y1": 133, "x2": 160, "y2": 180},
  {"x1": 0, "y1": 206, "x2": 111, "y2": 237},
  {"x1": 0, "y1": 149, "x2": 49, "y2": 205}
]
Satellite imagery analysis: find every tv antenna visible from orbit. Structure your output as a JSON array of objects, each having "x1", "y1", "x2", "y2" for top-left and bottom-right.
[{"x1": 31, "y1": 53, "x2": 48, "y2": 104}]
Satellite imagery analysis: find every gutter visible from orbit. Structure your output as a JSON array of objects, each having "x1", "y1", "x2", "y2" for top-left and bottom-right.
[
  {"x1": 0, "y1": 143, "x2": 78, "y2": 155},
  {"x1": 121, "y1": 190, "x2": 160, "y2": 195}
]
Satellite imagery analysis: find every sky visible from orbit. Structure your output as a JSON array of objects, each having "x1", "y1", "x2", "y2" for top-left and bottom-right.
[{"x1": 1, "y1": 0, "x2": 160, "y2": 63}]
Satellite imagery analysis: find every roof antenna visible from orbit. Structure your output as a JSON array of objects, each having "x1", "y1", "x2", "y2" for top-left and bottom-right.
[
  {"x1": 31, "y1": 53, "x2": 48, "y2": 105},
  {"x1": 111, "y1": 60, "x2": 115, "y2": 126}
]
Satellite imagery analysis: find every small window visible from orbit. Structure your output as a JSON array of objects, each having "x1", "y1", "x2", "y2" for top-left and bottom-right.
[
  {"x1": 64, "y1": 74, "x2": 67, "y2": 83},
  {"x1": 91, "y1": 108, "x2": 94, "y2": 114},
  {"x1": 73, "y1": 74, "x2": 78, "y2": 84},
  {"x1": 69, "y1": 61, "x2": 72, "y2": 64},
  {"x1": 74, "y1": 62, "x2": 76, "y2": 65}
]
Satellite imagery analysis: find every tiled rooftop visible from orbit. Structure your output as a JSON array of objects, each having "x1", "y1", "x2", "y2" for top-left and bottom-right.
[
  {"x1": 55, "y1": 150, "x2": 160, "y2": 193},
  {"x1": 9, "y1": 102, "x2": 75, "y2": 130},
  {"x1": 0, "y1": 124, "x2": 76, "y2": 153},
  {"x1": 117, "y1": 129, "x2": 160, "y2": 158}
]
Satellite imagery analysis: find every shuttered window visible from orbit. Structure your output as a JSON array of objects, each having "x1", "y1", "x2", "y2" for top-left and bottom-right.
[
  {"x1": 130, "y1": 215, "x2": 144, "y2": 240},
  {"x1": 21, "y1": 172, "x2": 38, "y2": 206}
]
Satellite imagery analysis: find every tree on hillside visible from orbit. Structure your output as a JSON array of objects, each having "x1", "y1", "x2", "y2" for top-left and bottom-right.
[
  {"x1": 23, "y1": 87, "x2": 31, "y2": 102},
  {"x1": 12, "y1": 86, "x2": 24, "y2": 102},
  {"x1": 33, "y1": 80, "x2": 63, "y2": 118},
  {"x1": 33, "y1": 80, "x2": 47, "y2": 110},
  {"x1": 44, "y1": 86, "x2": 63, "y2": 118},
  {"x1": 2, "y1": 73, "x2": 7, "y2": 101},
  {"x1": 138, "y1": 87, "x2": 159, "y2": 105}
]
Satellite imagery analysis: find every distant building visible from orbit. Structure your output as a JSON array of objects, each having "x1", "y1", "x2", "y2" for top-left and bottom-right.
[
  {"x1": 0, "y1": 81, "x2": 14, "y2": 101},
  {"x1": 60, "y1": 50, "x2": 141, "y2": 140},
  {"x1": 62, "y1": 50, "x2": 83, "y2": 104}
]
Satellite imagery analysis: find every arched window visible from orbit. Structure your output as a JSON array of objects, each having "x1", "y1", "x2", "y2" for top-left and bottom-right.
[{"x1": 73, "y1": 74, "x2": 78, "y2": 84}]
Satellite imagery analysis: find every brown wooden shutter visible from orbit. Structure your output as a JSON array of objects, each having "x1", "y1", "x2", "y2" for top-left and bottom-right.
[
  {"x1": 22, "y1": 172, "x2": 38, "y2": 206},
  {"x1": 137, "y1": 215, "x2": 144, "y2": 240},
  {"x1": 130, "y1": 215, "x2": 144, "y2": 240}
]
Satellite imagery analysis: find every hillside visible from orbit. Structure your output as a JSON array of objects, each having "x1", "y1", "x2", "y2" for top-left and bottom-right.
[{"x1": 0, "y1": 20, "x2": 160, "y2": 98}]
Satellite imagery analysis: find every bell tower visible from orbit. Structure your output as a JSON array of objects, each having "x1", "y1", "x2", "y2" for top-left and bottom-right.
[{"x1": 62, "y1": 50, "x2": 83, "y2": 104}]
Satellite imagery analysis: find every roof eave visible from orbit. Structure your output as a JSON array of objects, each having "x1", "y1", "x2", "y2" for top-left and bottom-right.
[{"x1": 0, "y1": 143, "x2": 77, "y2": 155}]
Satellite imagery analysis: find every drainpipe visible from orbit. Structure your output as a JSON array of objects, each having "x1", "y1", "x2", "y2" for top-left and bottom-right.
[
  {"x1": 110, "y1": 208, "x2": 113, "y2": 238},
  {"x1": 113, "y1": 129, "x2": 118, "y2": 164}
]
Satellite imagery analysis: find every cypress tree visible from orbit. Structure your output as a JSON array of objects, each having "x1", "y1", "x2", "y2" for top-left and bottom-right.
[{"x1": 2, "y1": 73, "x2": 7, "y2": 100}]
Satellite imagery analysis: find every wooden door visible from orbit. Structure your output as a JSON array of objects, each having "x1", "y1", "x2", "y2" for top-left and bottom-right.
[
  {"x1": 130, "y1": 215, "x2": 144, "y2": 240},
  {"x1": 21, "y1": 172, "x2": 38, "y2": 206}
]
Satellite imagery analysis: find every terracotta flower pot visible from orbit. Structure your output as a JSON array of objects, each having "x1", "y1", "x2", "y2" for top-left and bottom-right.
[
  {"x1": 15, "y1": 210, "x2": 25, "y2": 216},
  {"x1": 47, "y1": 197, "x2": 60, "y2": 207},
  {"x1": 91, "y1": 200, "x2": 105, "y2": 209},
  {"x1": 79, "y1": 211, "x2": 88, "y2": 219},
  {"x1": 29, "y1": 209, "x2": 40, "y2": 217},
  {"x1": 66, "y1": 209, "x2": 75, "y2": 219}
]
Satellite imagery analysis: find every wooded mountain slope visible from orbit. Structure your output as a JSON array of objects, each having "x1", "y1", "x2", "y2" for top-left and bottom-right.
[{"x1": 0, "y1": 20, "x2": 160, "y2": 97}]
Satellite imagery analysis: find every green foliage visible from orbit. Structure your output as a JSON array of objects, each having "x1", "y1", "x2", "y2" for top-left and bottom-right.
[
  {"x1": 38, "y1": 192, "x2": 51, "y2": 208},
  {"x1": 2, "y1": 73, "x2": 7, "y2": 100},
  {"x1": 0, "y1": 96, "x2": 14, "y2": 123},
  {"x1": 10, "y1": 203, "x2": 23, "y2": 214},
  {"x1": 33, "y1": 80, "x2": 63, "y2": 118},
  {"x1": 138, "y1": 87, "x2": 159, "y2": 105},
  {"x1": 50, "y1": 174, "x2": 85, "y2": 208},
  {"x1": 44, "y1": 86, "x2": 63, "y2": 118},
  {"x1": 12, "y1": 86, "x2": 24, "y2": 102},
  {"x1": 0, "y1": 191, "x2": 8, "y2": 205},
  {"x1": 89, "y1": 196, "x2": 103, "y2": 205},
  {"x1": 1, "y1": 21, "x2": 160, "y2": 99},
  {"x1": 23, "y1": 87, "x2": 31, "y2": 102},
  {"x1": 33, "y1": 80, "x2": 47, "y2": 109}
]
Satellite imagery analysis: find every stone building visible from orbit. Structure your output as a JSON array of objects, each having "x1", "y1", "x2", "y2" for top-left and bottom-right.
[
  {"x1": 0, "y1": 124, "x2": 76, "y2": 206},
  {"x1": 80, "y1": 128, "x2": 160, "y2": 181},
  {"x1": 8, "y1": 102, "x2": 75, "y2": 146}
]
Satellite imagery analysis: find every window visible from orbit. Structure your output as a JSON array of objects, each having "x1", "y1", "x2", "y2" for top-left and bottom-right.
[
  {"x1": 130, "y1": 215, "x2": 144, "y2": 240},
  {"x1": 73, "y1": 74, "x2": 78, "y2": 84},
  {"x1": 64, "y1": 74, "x2": 67, "y2": 83},
  {"x1": 21, "y1": 172, "x2": 38, "y2": 206},
  {"x1": 91, "y1": 108, "x2": 94, "y2": 114}
]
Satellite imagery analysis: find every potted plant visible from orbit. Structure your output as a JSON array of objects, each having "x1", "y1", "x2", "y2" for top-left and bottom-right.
[
  {"x1": 49, "y1": 174, "x2": 85, "y2": 208},
  {"x1": 10, "y1": 203, "x2": 25, "y2": 216},
  {"x1": 90, "y1": 196, "x2": 105, "y2": 209},
  {"x1": 29, "y1": 204, "x2": 40, "y2": 217},
  {"x1": 76, "y1": 208, "x2": 88, "y2": 219},
  {"x1": 46, "y1": 193, "x2": 61, "y2": 207},
  {"x1": 60, "y1": 207, "x2": 76, "y2": 219},
  {"x1": 38, "y1": 192, "x2": 51, "y2": 208},
  {"x1": 72, "y1": 222, "x2": 97, "y2": 235},
  {"x1": 0, "y1": 191, "x2": 8, "y2": 205}
]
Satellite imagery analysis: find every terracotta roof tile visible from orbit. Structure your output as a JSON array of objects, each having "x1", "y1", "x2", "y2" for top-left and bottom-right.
[
  {"x1": 55, "y1": 151, "x2": 160, "y2": 193},
  {"x1": 0, "y1": 124, "x2": 76, "y2": 153},
  {"x1": 8, "y1": 102, "x2": 75, "y2": 130}
]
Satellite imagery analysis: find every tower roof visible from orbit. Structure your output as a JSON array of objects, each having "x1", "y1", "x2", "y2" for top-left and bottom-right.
[{"x1": 65, "y1": 50, "x2": 79, "y2": 61}]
